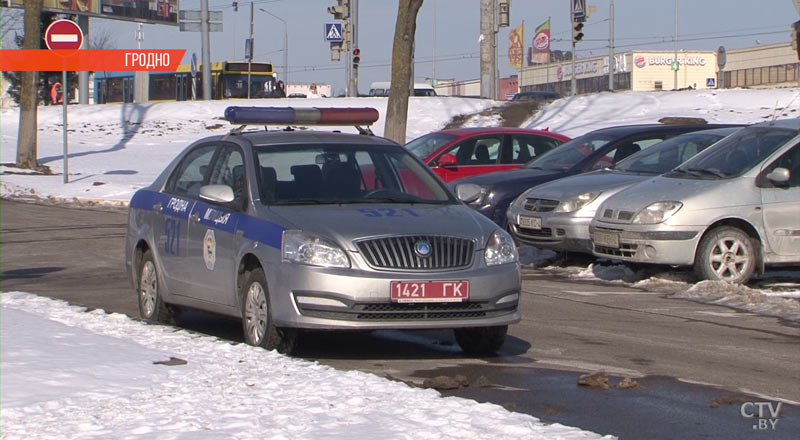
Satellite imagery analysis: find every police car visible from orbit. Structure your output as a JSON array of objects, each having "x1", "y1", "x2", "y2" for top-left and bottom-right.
[{"x1": 125, "y1": 107, "x2": 521, "y2": 355}]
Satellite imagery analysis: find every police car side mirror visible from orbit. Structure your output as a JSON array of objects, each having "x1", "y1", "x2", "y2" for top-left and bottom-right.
[
  {"x1": 766, "y1": 167, "x2": 790, "y2": 184},
  {"x1": 199, "y1": 184, "x2": 235, "y2": 204}
]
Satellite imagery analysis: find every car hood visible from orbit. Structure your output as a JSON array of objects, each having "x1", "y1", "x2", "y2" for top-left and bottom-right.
[
  {"x1": 524, "y1": 170, "x2": 650, "y2": 201},
  {"x1": 264, "y1": 204, "x2": 497, "y2": 251},
  {"x1": 451, "y1": 167, "x2": 566, "y2": 189},
  {"x1": 600, "y1": 175, "x2": 760, "y2": 215}
]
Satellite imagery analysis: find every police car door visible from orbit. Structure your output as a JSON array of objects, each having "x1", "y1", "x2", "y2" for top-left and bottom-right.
[
  {"x1": 185, "y1": 144, "x2": 244, "y2": 306},
  {"x1": 157, "y1": 144, "x2": 217, "y2": 295}
]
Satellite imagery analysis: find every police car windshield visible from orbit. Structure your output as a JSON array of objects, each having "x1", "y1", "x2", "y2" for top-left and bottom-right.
[{"x1": 255, "y1": 144, "x2": 455, "y2": 205}]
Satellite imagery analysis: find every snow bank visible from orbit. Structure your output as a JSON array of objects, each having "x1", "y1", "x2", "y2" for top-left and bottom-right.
[{"x1": 1, "y1": 292, "x2": 613, "y2": 440}]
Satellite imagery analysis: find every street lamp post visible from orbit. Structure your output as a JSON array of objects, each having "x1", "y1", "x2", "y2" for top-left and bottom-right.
[{"x1": 259, "y1": 8, "x2": 288, "y2": 89}]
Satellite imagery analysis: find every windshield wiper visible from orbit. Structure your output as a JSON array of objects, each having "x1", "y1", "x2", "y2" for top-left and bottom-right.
[
  {"x1": 686, "y1": 168, "x2": 728, "y2": 178},
  {"x1": 273, "y1": 199, "x2": 337, "y2": 205}
]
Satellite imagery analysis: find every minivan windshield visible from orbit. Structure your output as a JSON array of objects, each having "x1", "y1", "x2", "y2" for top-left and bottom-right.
[
  {"x1": 666, "y1": 126, "x2": 797, "y2": 179},
  {"x1": 615, "y1": 130, "x2": 734, "y2": 174},
  {"x1": 255, "y1": 144, "x2": 455, "y2": 205},
  {"x1": 524, "y1": 132, "x2": 615, "y2": 171}
]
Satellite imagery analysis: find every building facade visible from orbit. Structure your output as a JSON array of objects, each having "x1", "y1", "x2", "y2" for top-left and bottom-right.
[{"x1": 517, "y1": 42, "x2": 799, "y2": 95}]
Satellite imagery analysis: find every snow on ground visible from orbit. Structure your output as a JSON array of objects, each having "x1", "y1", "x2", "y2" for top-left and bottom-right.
[
  {"x1": 0, "y1": 292, "x2": 612, "y2": 440},
  {"x1": 523, "y1": 88, "x2": 800, "y2": 136},
  {"x1": 525, "y1": 256, "x2": 800, "y2": 323}
]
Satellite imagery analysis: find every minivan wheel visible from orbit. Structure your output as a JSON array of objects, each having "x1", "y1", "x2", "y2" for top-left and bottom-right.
[
  {"x1": 241, "y1": 268, "x2": 297, "y2": 354},
  {"x1": 138, "y1": 250, "x2": 178, "y2": 324},
  {"x1": 694, "y1": 226, "x2": 756, "y2": 284},
  {"x1": 454, "y1": 325, "x2": 507, "y2": 356}
]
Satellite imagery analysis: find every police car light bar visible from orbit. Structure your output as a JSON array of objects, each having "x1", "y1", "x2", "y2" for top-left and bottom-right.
[{"x1": 224, "y1": 106, "x2": 380, "y2": 126}]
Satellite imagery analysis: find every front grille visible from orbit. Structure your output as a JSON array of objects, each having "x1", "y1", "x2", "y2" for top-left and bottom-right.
[
  {"x1": 517, "y1": 227, "x2": 553, "y2": 238},
  {"x1": 594, "y1": 243, "x2": 638, "y2": 258},
  {"x1": 524, "y1": 198, "x2": 559, "y2": 212},
  {"x1": 356, "y1": 235, "x2": 474, "y2": 270},
  {"x1": 297, "y1": 301, "x2": 518, "y2": 321}
]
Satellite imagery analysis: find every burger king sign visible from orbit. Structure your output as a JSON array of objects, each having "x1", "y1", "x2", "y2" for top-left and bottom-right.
[{"x1": 634, "y1": 56, "x2": 646, "y2": 68}]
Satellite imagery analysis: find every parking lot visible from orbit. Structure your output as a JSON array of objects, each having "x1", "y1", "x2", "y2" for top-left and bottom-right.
[{"x1": 3, "y1": 199, "x2": 797, "y2": 439}]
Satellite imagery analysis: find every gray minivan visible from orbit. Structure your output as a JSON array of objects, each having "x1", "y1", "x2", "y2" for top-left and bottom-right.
[{"x1": 590, "y1": 119, "x2": 800, "y2": 284}]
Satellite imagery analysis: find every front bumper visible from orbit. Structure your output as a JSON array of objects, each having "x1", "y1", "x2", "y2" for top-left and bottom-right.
[
  {"x1": 589, "y1": 221, "x2": 702, "y2": 266},
  {"x1": 508, "y1": 212, "x2": 593, "y2": 253},
  {"x1": 268, "y1": 261, "x2": 522, "y2": 330}
]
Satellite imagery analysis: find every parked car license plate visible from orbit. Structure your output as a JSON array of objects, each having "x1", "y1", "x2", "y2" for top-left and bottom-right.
[
  {"x1": 594, "y1": 231, "x2": 620, "y2": 248},
  {"x1": 391, "y1": 281, "x2": 469, "y2": 303},
  {"x1": 519, "y1": 215, "x2": 542, "y2": 230}
]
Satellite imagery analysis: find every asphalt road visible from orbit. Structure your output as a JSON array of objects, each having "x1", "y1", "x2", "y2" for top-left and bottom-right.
[{"x1": 2, "y1": 199, "x2": 798, "y2": 439}]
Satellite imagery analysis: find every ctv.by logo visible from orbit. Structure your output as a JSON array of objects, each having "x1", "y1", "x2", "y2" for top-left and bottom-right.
[{"x1": 740, "y1": 401, "x2": 782, "y2": 430}]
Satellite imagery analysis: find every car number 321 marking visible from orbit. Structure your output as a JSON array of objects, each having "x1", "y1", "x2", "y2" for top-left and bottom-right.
[
  {"x1": 358, "y1": 208, "x2": 420, "y2": 218},
  {"x1": 391, "y1": 281, "x2": 469, "y2": 303}
]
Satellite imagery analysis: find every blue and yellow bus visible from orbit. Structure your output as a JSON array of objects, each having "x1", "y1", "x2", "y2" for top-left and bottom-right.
[{"x1": 94, "y1": 61, "x2": 277, "y2": 103}]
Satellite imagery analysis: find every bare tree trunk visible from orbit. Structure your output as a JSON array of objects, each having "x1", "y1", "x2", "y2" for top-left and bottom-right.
[
  {"x1": 384, "y1": 0, "x2": 423, "y2": 144},
  {"x1": 16, "y1": 0, "x2": 43, "y2": 169}
]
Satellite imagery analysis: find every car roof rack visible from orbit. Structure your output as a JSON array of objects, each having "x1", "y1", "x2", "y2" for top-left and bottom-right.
[{"x1": 224, "y1": 106, "x2": 379, "y2": 136}]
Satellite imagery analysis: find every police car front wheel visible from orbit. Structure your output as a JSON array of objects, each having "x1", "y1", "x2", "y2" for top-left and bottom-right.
[{"x1": 241, "y1": 268, "x2": 297, "y2": 354}]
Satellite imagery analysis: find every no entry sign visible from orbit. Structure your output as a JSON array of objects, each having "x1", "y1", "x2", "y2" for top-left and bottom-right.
[{"x1": 44, "y1": 19, "x2": 84, "y2": 51}]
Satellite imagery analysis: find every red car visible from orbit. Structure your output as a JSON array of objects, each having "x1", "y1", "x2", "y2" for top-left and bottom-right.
[{"x1": 405, "y1": 127, "x2": 570, "y2": 182}]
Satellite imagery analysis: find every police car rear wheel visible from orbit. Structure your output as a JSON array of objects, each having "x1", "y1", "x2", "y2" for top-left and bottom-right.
[
  {"x1": 241, "y1": 268, "x2": 297, "y2": 354},
  {"x1": 454, "y1": 325, "x2": 507, "y2": 356},
  {"x1": 138, "y1": 250, "x2": 176, "y2": 324}
]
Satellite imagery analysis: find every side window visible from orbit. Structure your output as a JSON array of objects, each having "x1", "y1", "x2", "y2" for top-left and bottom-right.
[
  {"x1": 443, "y1": 136, "x2": 502, "y2": 166},
  {"x1": 167, "y1": 145, "x2": 217, "y2": 198},
  {"x1": 764, "y1": 144, "x2": 800, "y2": 187},
  {"x1": 604, "y1": 137, "x2": 666, "y2": 166},
  {"x1": 510, "y1": 135, "x2": 561, "y2": 164},
  {"x1": 208, "y1": 146, "x2": 246, "y2": 201}
]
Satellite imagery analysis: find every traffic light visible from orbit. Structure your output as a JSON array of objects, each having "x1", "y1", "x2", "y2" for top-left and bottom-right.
[
  {"x1": 352, "y1": 48, "x2": 360, "y2": 68},
  {"x1": 792, "y1": 20, "x2": 800, "y2": 59},
  {"x1": 330, "y1": 41, "x2": 342, "y2": 61},
  {"x1": 572, "y1": 22, "x2": 584, "y2": 43},
  {"x1": 328, "y1": 0, "x2": 349, "y2": 20}
]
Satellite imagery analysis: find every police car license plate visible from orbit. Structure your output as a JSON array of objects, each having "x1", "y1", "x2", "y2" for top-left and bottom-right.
[
  {"x1": 519, "y1": 215, "x2": 542, "y2": 230},
  {"x1": 391, "y1": 281, "x2": 469, "y2": 303},
  {"x1": 594, "y1": 231, "x2": 620, "y2": 248}
]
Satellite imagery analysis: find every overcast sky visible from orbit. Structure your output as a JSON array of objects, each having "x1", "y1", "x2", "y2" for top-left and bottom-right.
[{"x1": 7, "y1": 0, "x2": 799, "y2": 93}]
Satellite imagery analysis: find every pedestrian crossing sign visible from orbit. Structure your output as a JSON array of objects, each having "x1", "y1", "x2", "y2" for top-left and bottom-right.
[{"x1": 325, "y1": 23, "x2": 343, "y2": 42}]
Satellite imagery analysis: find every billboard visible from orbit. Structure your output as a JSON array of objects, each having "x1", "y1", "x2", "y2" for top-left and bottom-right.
[{"x1": 6, "y1": 0, "x2": 179, "y2": 25}]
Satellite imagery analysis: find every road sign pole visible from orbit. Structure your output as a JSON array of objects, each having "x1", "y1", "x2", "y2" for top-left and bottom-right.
[
  {"x1": 201, "y1": 0, "x2": 212, "y2": 100},
  {"x1": 62, "y1": 70, "x2": 69, "y2": 184},
  {"x1": 571, "y1": 0, "x2": 576, "y2": 96}
]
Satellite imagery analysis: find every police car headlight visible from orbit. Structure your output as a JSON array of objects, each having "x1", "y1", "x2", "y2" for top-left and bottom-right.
[
  {"x1": 632, "y1": 201, "x2": 683, "y2": 224},
  {"x1": 282, "y1": 230, "x2": 350, "y2": 268},
  {"x1": 554, "y1": 192, "x2": 601, "y2": 213},
  {"x1": 484, "y1": 229, "x2": 518, "y2": 266}
]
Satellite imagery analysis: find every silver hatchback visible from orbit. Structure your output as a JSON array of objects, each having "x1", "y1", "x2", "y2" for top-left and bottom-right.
[
  {"x1": 507, "y1": 128, "x2": 739, "y2": 253},
  {"x1": 590, "y1": 119, "x2": 800, "y2": 284},
  {"x1": 125, "y1": 107, "x2": 521, "y2": 355}
]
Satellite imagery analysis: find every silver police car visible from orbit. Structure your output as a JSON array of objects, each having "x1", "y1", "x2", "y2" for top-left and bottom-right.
[
  {"x1": 590, "y1": 119, "x2": 800, "y2": 284},
  {"x1": 125, "y1": 107, "x2": 520, "y2": 355}
]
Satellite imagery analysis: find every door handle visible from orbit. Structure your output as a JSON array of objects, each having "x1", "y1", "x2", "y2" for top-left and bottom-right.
[
  {"x1": 191, "y1": 212, "x2": 201, "y2": 223},
  {"x1": 153, "y1": 203, "x2": 163, "y2": 213}
]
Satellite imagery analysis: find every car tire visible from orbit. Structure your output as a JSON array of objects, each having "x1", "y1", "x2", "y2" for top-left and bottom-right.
[
  {"x1": 694, "y1": 226, "x2": 757, "y2": 284},
  {"x1": 454, "y1": 325, "x2": 507, "y2": 356},
  {"x1": 138, "y1": 249, "x2": 178, "y2": 324},
  {"x1": 241, "y1": 268, "x2": 297, "y2": 354}
]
